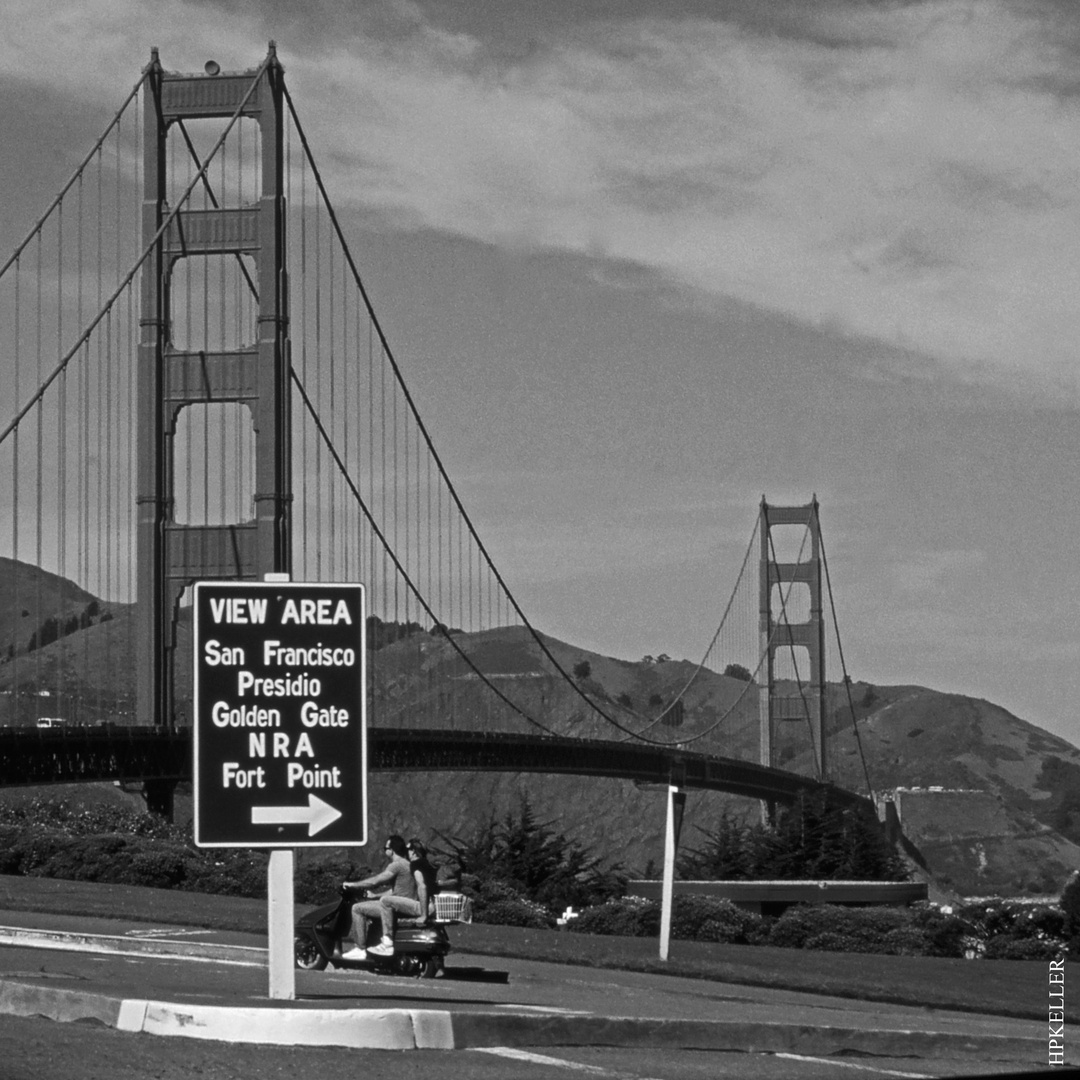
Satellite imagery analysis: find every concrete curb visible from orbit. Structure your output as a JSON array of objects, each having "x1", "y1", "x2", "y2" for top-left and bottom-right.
[
  {"x1": 0, "y1": 977, "x2": 1051, "y2": 1062},
  {"x1": 0, "y1": 925, "x2": 264, "y2": 966}
]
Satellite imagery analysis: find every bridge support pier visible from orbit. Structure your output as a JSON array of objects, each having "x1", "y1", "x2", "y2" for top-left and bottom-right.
[
  {"x1": 136, "y1": 47, "x2": 291, "y2": 730},
  {"x1": 142, "y1": 779, "x2": 177, "y2": 820},
  {"x1": 758, "y1": 497, "x2": 827, "y2": 824}
]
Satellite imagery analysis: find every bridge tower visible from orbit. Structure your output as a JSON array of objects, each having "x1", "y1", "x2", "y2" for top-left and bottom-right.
[
  {"x1": 136, "y1": 46, "x2": 291, "y2": 751},
  {"x1": 758, "y1": 497, "x2": 827, "y2": 817}
]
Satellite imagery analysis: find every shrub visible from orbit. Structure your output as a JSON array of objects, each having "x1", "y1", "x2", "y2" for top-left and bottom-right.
[
  {"x1": 804, "y1": 931, "x2": 868, "y2": 953},
  {"x1": 882, "y1": 926, "x2": 934, "y2": 957},
  {"x1": 124, "y1": 847, "x2": 189, "y2": 889},
  {"x1": 768, "y1": 904, "x2": 908, "y2": 953},
  {"x1": 8, "y1": 827, "x2": 75, "y2": 876},
  {"x1": 956, "y1": 900, "x2": 1065, "y2": 944},
  {"x1": 183, "y1": 849, "x2": 268, "y2": 898},
  {"x1": 0, "y1": 797, "x2": 179, "y2": 841},
  {"x1": 476, "y1": 898, "x2": 555, "y2": 929},
  {"x1": 569, "y1": 897, "x2": 661, "y2": 938},
  {"x1": 907, "y1": 904, "x2": 970, "y2": 958},
  {"x1": 35, "y1": 833, "x2": 132, "y2": 882},
  {"x1": 670, "y1": 894, "x2": 759, "y2": 944},
  {"x1": 294, "y1": 859, "x2": 359, "y2": 905},
  {"x1": 984, "y1": 935, "x2": 1065, "y2": 961}
]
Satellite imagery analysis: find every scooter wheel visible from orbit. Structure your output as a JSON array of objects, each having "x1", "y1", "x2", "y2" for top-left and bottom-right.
[
  {"x1": 419, "y1": 956, "x2": 442, "y2": 979},
  {"x1": 392, "y1": 953, "x2": 423, "y2": 977},
  {"x1": 294, "y1": 934, "x2": 328, "y2": 971}
]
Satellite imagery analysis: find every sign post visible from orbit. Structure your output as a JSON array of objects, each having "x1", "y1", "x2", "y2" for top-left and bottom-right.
[{"x1": 193, "y1": 580, "x2": 367, "y2": 998}]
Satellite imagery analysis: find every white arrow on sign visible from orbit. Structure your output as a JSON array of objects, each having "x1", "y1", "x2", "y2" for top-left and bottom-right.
[{"x1": 251, "y1": 794, "x2": 343, "y2": 837}]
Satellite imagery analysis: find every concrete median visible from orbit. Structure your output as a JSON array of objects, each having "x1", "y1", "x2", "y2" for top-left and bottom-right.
[{"x1": 0, "y1": 974, "x2": 1052, "y2": 1063}]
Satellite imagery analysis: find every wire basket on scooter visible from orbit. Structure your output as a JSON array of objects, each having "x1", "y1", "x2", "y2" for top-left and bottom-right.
[{"x1": 433, "y1": 892, "x2": 472, "y2": 924}]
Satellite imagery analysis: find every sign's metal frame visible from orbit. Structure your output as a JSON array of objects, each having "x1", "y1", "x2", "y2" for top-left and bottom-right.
[{"x1": 193, "y1": 580, "x2": 367, "y2": 849}]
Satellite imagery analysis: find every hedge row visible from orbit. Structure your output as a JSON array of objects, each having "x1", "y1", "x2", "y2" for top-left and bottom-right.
[
  {"x1": 0, "y1": 822, "x2": 358, "y2": 905},
  {"x1": 0, "y1": 799, "x2": 1069, "y2": 960},
  {"x1": 563, "y1": 894, "x2": 1067, "y2": 960}
]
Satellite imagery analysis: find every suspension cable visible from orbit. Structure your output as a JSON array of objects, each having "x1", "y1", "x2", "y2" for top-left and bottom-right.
[
  {"x1": 820, "y1": 529, "x2": 874, "y2": 799},
  {"x1": 290, "y1": 367, "x2": 560, "y2": 736},
  {"x1": 0, "y1": 54, "x2": 272, "y2": 449},
  {"x1": 0, "y1": 72, "x2": 150, "y2": 283},
  {"x1": 618, "y1": 517, "x2": 761, "y2": 740},
  {"x1": 282, "y1": 86, "x2": 683, "y2": 745}
]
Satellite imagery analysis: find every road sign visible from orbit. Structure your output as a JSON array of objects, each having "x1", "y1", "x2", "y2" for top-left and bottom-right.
[{"x1": 193, "y1": 581, "x2": 367, "y2": 848}]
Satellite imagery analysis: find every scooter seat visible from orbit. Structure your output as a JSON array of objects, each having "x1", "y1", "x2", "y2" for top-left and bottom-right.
[{"x1": 396, "y1": 917, "x2": 431, "y2": 928}]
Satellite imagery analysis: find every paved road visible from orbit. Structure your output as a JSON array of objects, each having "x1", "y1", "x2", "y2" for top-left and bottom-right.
[
  {"x1": 0, "y1": 909, "x2": 1062, "y2": 1077},
  {"x1": 0, "y1": 910, "x2": 1042, "y2": 1042},
  {"x1": 0, "y1": 1013, "x2": 1054, "y2": 1080}
]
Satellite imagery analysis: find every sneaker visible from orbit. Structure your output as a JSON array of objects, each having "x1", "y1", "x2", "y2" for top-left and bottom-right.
[
  {"x1": 340, "y1": 946, "x2": 367, "y2": 961},
  {"x1": 369, "y1": 940, "x2": 395, "y2": 957}
]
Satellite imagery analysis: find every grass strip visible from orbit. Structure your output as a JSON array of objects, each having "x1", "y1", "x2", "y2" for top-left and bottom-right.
[{"x1": 0, "y1": 874, "x2": 1069, "y2": 1022}]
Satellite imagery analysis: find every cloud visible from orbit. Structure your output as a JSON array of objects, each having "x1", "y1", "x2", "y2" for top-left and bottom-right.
[
  {"x1": 891, "y1": 547, "x2": 990, "y2": 595},
  {"x1": 5, "y1": 1, "x2": 1080, "y2": 396},
  {"x1": 449, "y1": 469, "x2": 751, "y2": 584},
  {"x1": 285, "y1": 1, "x2": 1080, "y2": 397}
]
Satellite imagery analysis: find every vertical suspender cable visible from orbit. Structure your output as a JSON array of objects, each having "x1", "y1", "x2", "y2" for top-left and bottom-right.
[
  {"x1": 328, "y1": 207, "x2": 335, "y2": 580},
  {"x1": 57, "y1": 202, "x2": 67, "y2": 712},
  {"x1": 380, "y1": 341, "x2": 387, "y2": 617},
  {"x1": 368, "y1": 319, "x2": 375, "y2": 612},
  {"x1": 315, "y1": 185, "x2": 323, "y2": 581},
  {"x1": 392, "y1": 358, "x2": 399, "y2": 623},
  {"x1": 820, "y1": 531, "x2": 874, "y2": 800},
  {"x1": 11, "y1": 257, "x2": 19, "y2": 719},
  {"x1": 35, "y1": 231, "x2": 43, "y2": 698},
  {"x1": 298, "y1": 132, "x2": 308, "y2": 577}
]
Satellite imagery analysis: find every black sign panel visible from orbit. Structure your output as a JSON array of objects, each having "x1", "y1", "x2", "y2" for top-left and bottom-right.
[{"x1": 193, "y1": 582, "x2": 367, "y2": 848}]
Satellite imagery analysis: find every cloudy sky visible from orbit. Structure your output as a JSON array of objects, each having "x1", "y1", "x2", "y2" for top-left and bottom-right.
[{"x1": 3, "y1": 0, "x2": 1080, "y2": 747}]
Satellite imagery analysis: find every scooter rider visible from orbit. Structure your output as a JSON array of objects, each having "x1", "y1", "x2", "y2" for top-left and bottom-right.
[
  {"x1": 371, "y1": 838, "x2": 436, "y2": 954},
  {"x1": 341, "y1": 834, "x2": 416, "y2": 961}
]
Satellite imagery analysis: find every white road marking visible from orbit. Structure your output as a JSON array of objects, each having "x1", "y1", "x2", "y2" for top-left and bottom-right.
[
  {"x1": 471, "y1": 1047, "x2": 663, "y2": 1079},
  {"x1": 772, "y1": 1052, "x2": 933, "y2": 1078},
  {"x1": 493, "y1": 1003, "x2": 592, "y2": 1014},
  {"x1": 472, "y1": 1047, "x2": 609, "y2": 1074},
  {"x1": 123, "y1": 929, "x2": 214, "y2": 938}
]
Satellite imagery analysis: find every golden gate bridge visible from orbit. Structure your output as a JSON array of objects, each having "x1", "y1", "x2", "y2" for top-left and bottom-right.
[{"x1": 0, "y1": 46, "x2": 876, "y2": 828}]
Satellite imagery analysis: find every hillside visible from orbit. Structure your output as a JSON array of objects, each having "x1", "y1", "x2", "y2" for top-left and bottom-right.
[{"x1": 1, "y1": 556, "x2": 1077, "y2": 895}]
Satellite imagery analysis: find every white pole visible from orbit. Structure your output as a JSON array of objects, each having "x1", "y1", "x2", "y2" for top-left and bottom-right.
[
  {"x1": 263, "y1": 572, "x2": 296, "y2": 1000},
  {"x1": 659, "y1": 784, "x2": 680, "y2": 961},
  {"x1": 268, "y1": 848, "x2": 295, "y2": 1000}
]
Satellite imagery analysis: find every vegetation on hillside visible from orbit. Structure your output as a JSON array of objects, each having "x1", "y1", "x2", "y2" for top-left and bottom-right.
[
  {"x1": 433, "y1": 798, "x2": 626, "y2": 927},
  {"x1": 0, "y1": 793, "x2": 1067, "y2": 959},
  {"x1": 678, "y1": 790, "x2": 908, "y2": 882},
  {"x1": 0, "y1": 798, "x2": 362, "y2": 904}
]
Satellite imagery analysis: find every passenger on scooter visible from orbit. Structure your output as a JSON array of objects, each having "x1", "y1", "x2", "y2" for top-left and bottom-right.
[
  {"x1": 407, "y1": 837, "x2": 438, "y2": 915},
  {"x1": 370, "y1": 837, "x2": 437, "y2": 955},
  {"x1": 340, "y1": 834, "x2": 416, "y2": 961}
]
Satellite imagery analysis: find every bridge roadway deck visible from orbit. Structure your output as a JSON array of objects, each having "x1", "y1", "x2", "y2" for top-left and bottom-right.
[{"x1": 0, "y1": 726, "x2": 869, "y2": 809}]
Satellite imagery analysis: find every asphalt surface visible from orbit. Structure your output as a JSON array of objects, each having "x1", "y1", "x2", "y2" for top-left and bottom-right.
[{"x1": 0, "y1": 907, "x2": 1063, "y2": 1072}]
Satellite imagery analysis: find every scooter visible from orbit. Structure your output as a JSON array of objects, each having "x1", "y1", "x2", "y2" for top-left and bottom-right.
[{"x1": 294, "y1": 887, "x2": 468, "y2": 979}]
